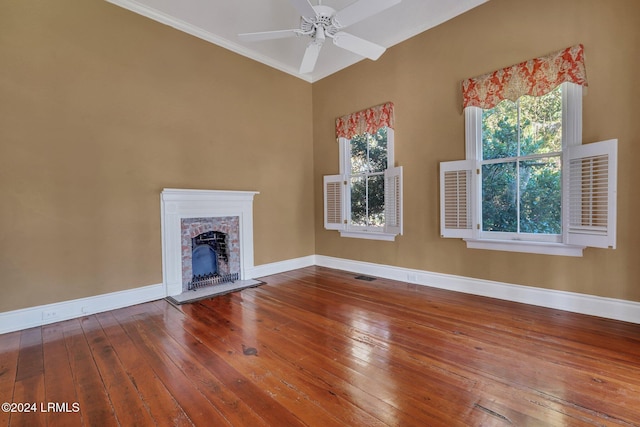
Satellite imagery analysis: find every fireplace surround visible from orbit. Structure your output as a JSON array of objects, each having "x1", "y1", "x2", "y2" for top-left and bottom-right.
[{"x1": 161, "y1": 189, "x2": 259, "y2": 298}]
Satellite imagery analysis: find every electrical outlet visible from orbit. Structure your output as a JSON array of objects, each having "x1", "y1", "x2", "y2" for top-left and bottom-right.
[
  {"x1": 407, "y1": 274, "x2": 418, "y2": 283},
  {"x1": 42, "y1": 310, "x2": 57, "y2": 321}
]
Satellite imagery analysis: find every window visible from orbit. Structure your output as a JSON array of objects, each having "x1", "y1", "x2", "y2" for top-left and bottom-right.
[
  {"x1": 440, "y1": 45, "x2": 617, "y2": 256},
  {"x1": 347, "y1": 127, "x2": 390, "y2": 229},
  {"x1": 480, "y1": 85, "x2": 563, "y2": 241},
  {"x1": 324, "y1": 103, "x2": 402, "y2": 241}
]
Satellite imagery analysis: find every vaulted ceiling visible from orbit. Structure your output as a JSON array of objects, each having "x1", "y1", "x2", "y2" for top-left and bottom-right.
[{"x1": 106, "y1": 0, "x2": 488, "y2": 82}]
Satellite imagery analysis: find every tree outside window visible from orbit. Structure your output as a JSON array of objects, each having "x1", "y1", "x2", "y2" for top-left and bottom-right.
[
  {"x1": 481, "y1": 85, "x2": 562, "y2": 235},
  {"x1": 349, "y1": 127, "x2": 388, "y2": 227}
]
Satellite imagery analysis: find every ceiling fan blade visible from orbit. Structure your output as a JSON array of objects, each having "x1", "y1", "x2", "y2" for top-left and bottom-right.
[
  {"x1": 238, "y1": 29, "x2": 299, "y2": 42},
  {"x1": 333, "y1": 0, "x2": 402, "y2": 29},
  {"x1": 290, "y1": 0, "x2": 317, "y2": 18},
  {"x1": 333, "y1": 32, "x2": 386, "y2": 60},
  {"x1": 299, "y1": 42, "x2": 323, "y2": 74}
]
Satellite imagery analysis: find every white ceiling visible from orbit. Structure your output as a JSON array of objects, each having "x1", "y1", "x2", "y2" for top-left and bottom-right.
[{"x1": 106, "y1": 0, "x2": 488, "y2": 82}]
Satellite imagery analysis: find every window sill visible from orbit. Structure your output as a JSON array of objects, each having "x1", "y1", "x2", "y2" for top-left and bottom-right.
[
  {"x1": 464, "y1": 238, "x2": 585, "y2": 257},
  {"x1": 340, "y1": 230, "x2": 398, "y2": 241}
]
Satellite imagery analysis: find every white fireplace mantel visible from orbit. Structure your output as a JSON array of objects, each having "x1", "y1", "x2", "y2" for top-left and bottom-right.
[{"x1": 160, "y1": 189, "x2": 259, "y2": 297}]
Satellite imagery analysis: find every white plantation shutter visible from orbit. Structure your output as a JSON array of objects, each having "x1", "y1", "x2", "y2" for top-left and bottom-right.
[
  {"x1": 384, "y1": 166, "x2": 403, "y2": 235},
  {"x1": 565, "y1": 139, "x2": 617, "y2": 249},
  {"x1": 440, "y1": 160, "x2": 475, "y2": 238},
  {"x1": 324, "y1": 175, "x2": 346, "y2": 230}
]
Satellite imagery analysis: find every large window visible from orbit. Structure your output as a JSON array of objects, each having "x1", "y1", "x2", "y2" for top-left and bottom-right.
[
  {"x1": 324, "y1": 103, "x2": 402, "y2": 241},
  {"x1": 440, "y1": 45, "x2": 617, "y2": 256},
  {"x1": 481, "y1": 85, "x2": 562, "y2": 240},
  {"x1": 348, "y1": 127, "x2": 389, "y2": 229}
]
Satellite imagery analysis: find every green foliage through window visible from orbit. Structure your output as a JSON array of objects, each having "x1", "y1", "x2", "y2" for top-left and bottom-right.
[
  {"x1": 349, "y1": 127, "x2": 388, "y2": 227},
  {"x1": 481, "y1": 86, "x2": 562, "y2": 234}
]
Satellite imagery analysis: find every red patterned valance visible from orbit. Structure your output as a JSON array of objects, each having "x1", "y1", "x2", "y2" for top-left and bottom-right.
[
  {"x1": 336, "y1": 102, "x2": 394, "y2": 139},
  {"x1": 462, "y1": 44, "x2": 587, "y2": 109}
]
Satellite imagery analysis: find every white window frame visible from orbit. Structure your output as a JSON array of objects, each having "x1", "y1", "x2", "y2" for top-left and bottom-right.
[
  {"x1": 441, "y1": 82, "x2": 617, "y2": 256},
  {"x1": 324, "y1": 127, "x2": 403, "y2": 241}
]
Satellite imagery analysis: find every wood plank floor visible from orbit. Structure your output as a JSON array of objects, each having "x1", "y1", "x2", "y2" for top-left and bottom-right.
[{"x1": 1, "y1": 266, "x2": 640, "y2": 426}]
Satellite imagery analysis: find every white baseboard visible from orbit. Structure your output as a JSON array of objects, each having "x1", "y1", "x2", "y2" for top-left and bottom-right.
[
  {"x1": 0, "y1": 283, "x2": 165, "y2": 335},
  {"x1": 3, "y1": 254, "x2": 639, "y2": 334},
  {"x1": 248, "y1": 255, "x2": 316, "y2": 278},
  {"x1": 315, "y1": 255, "x2": 640, "y2": 325}
]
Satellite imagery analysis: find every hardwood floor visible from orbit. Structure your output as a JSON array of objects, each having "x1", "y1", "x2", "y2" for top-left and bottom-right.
[{"x1": 1, "y1": 266, "x2": 640, "y2": 426}]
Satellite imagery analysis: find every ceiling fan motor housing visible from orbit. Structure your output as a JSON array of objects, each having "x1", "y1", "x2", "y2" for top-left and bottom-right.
[{"x1": 300, "y1": 5, "x2": 339, "y2": 38}]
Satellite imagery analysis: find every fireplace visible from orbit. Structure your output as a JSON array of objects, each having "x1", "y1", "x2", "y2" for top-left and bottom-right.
[{"x1": 161, "y1": 189, "x2": 259, "y2": 298}]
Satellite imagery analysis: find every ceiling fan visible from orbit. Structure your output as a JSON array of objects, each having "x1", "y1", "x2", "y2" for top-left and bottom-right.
[{"x1": 238, "y1": 0, "x2": 402, "y2": 74}]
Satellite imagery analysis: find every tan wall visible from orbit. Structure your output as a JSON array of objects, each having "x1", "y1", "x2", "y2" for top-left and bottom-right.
[
  {"x1": 0, "y1": 0, "x2": 315, "y2": 312},
  {"x1": 313, "y1": 0, "x2": 640, "y2": 301}
]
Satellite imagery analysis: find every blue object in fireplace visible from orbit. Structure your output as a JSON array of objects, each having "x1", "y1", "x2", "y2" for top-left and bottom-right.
[{"x1": 192, "y1": 244, "x2": 218, "y2": 278}]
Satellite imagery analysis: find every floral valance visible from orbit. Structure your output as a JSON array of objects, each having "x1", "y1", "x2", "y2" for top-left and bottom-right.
[
  {"x1": 336, "y1": 102, "x2": 394, "y2": 139},
  {"x1": 462, "y1": 44, "x2": 587, "y2": 109}
]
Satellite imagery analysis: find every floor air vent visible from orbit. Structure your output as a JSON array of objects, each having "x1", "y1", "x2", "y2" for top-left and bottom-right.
[{"x1": 355, "y1": 275, "x2": 376, "y2": 281}]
